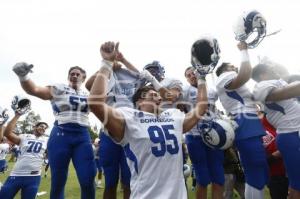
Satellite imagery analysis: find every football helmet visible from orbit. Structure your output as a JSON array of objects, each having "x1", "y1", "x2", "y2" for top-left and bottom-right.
[
  {"x1": 11, "y1": 95, "x2": 31, "y2": 115},
  {"x1": 233, "y1": 10, "x2": 266, "y2": 48},
  {"x1": 197, "y1": 119, "x2": 236, "y2": 150},
  {"x1": 0, "y1": 106, "x2": 9, "y2": 125},
  {"x1": 143, "y1": 61, "x2": 165, "y2": 81},
  {"x1": 191, "y1": 36, "x2": 220, "y2": 75}
]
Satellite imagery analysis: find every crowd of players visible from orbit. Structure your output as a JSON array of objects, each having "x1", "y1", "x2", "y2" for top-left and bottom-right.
[{"x1": 0, "y1": 9, "x2": 300, "y2": 199}]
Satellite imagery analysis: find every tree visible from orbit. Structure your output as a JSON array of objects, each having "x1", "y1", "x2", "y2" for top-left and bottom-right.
[{"x1": 15, "y1": 111, "x2": 41, "y2": 134}]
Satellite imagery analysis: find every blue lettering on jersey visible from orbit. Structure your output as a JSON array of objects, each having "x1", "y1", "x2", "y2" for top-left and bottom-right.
[
  {"x1": 141, "y1": 118, "x2": 175, "y2": 123},
  {"x1": 27, "y1": 141, "x2": 42, "y2": 153},
  {"x1": 69, "y1": 96, "x2": 88, "y2": 112},
  {"x1": 148, "y1": 125, "x2": 179, "y2": 157}
]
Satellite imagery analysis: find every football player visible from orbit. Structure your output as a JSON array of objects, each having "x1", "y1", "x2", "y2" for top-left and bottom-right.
[
  {"x1": 142, "y1": 60, "x2": 183, "y2": 109},
  {"x1": 252, "y1": 63, "x2": 300, "y2": 199},
  {"x1": 88, "y1": 41, "x2": 208, "y2": 199},
  {"x1": 0, "y1": 100, "x2": 48, "y2": 199},
  {"x1": 183, "y1": 66, "x2": 225, "y2": 199},
  {"x1": 85, "y1": 43, "x2": 142, "y2": 199},
  {"x1": 12, "y1": 63, "x2": 96, "y2": 199},
  {"x1": 215, "y1": 41, "x2": 268, "y2": 199}
]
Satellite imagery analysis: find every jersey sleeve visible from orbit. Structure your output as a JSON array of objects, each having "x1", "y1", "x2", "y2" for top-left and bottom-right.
[
  {"x1": 50, "y1": 83, "x2": 67, "y2": 96},
  {"x1": 216, "y1": 71, "x2": 237, "y2": 91},
  {"x1": 253, "y1": 81, "x2": 277, "y2": 102}
]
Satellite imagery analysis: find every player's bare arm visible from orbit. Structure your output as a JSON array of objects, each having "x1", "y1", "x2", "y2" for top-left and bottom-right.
[
  {"x1": 266, "y1": 81, "x2": 300, "y2": 102},
  {"x1": 114, "y1": 42, "x2": 140, "y2": 73},
  {"x1": 183, "y1": 78, "x2": 208, "y2": 133},
  {"x1": 88, "y1": 41, "x2": 126, "y2": 142},
  {"x1": 3, "y1": 114, "x2": 21, "y2": 145},
  {"x1": 12, "y1": 62, "x2": 53, "y2": 100},
  {"x1": 226, "y1": 41, "x2": 252, "y2": 90}
]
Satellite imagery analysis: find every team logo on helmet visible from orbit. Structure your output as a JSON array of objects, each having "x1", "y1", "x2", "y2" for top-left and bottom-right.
[
  {"x1": 197, "y1": 119, "x2": 236, "y2": 150},
  {"x1": 191, "y1": 36, "x2": 220, "y2": 75},
  {"x1": 233, "y1": 10, "x2": 267, "y2": 48}
]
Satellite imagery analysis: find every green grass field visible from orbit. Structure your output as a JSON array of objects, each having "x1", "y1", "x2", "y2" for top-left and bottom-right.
[{"x1": 0, "y1": 160, "x2": 271, "y2": 199}]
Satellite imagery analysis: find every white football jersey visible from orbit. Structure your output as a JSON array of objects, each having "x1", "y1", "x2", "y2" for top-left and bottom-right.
[
  {"x1": 50, "y1": 84, "x2": 89, "y2": 126},
  {"x1": 182, "y1": 86, "x2": 218, "y2": 136},
  {"x1": 116, "y1": 107, "x2": 187, "y2": 199},
  {"x1": 0, "y1": 143, "x2": 10, "y2": 160},
  {"x1": 10, "y1": 134, "x2": 48, "y2": 176},
  {"x1": 216, "y1": 71, "x2": 257, "y2": 115},
  {"x1": 253, "y1": 79, "x2": 300, "y2": 134},
  {"x1": 106, "y1": 69, "x2": 145, "y2": 108}
]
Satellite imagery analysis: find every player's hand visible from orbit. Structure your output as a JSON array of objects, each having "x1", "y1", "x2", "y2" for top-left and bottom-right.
[
  {"x1": 237, "y1": 41, "x2": 248, "y2": 51},
  {"x1": 100, "y1": 41, "x2": 118, "y2": 62},
  {"x1": 193, "y1": 68, "x2": 207, "y2": 80},
  {"x1": 0, "y1": 106, "x2": 9, "y2": 126},
  {"x1": 12, "y1": 62, "x2": 33, "y2": 77},
  {"x1": 114, "y1": 43, "x2": 125, "y2": 63},
  {"x1": 11, "y1": 95, "x2": 31, "y2": 115},
  {"x1": 139, "y1": 70, "x2": 155, "y2": 82}
]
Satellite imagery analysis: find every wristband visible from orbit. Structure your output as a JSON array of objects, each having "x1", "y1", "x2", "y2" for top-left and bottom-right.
[
  {"x1": 240, "y1": 50, "x2": 249, "y2": 63},
  {"x1": 197, "y1": 78, "x2": 206, "y2": 86},
  {"x1": 151, "y1": 78, "x2": 163, "y2": 91},
  {"x1": 101, "y1": 60, "x2": 113, "y2": 69},
  {"x1": 19, "y1": 74, "x2": 30, "y2": 82}
]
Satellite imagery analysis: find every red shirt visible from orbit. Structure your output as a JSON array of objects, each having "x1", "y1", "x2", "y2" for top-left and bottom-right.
[{"x1": 261, "y1": 116, "x2": 286, "y2": 176}]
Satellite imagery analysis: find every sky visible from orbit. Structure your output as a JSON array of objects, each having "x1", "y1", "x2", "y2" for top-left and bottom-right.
[{"x1": 1, "y1": 0, "x2": 300, "y2": 132}]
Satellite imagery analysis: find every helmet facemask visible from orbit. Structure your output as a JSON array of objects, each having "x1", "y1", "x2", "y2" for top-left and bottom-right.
[
  {"x1": 234, "y1": 10, "x2": 267, "y2": 49},
  {"x1": 191, "y1": 37, "x2": 220, "y2": 75}
]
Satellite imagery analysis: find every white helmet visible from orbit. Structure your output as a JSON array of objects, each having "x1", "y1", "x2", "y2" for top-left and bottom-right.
[
  {"x1": 198, "y1": 119, "x2": 236, "y2": 150},
  {"x1": 11, "y1": 95, "x2": 31, "y2": 115},
  {"x1": 191, "y1": 36, "x2": 220, "y2": 75},
  {"x1": 233, "y1": 10, "x2": 266, "y2": 48},
  {"x1": 183, "y1": 164, "x2": 191, "y2": 178}
]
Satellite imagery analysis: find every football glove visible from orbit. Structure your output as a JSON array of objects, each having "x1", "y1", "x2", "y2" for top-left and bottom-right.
[
  {"x1": 12, "y1": 62, "x2": 33, "y2": 78},
  {"x1": 139, "y1": 70, "x2": 162, "y2": 91}
]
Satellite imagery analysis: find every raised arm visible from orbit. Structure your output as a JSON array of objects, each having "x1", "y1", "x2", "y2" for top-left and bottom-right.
[
  {"x1": 115, "y1": 43, "x2": 140, "y2": 73},
  {"x1": 85, "y1": 71, "x2": 98, "y2": 91},
  {"x1": 13, "y1": 63, "x2": 52, "y2": 100},
  {"x1": 266, "y1": 81, "x2": 300, "y2": 102},
  {"x1": 226, "y1": 42, "x2": 252, "y2": 90},
  {"x1": 4, "y1": 114, "x2": 21, "y2": 145},
  {"x1": 183, "y1": 77, "x2": 208, "y2": 133},
  {"x1": 88, "y1": 42, "x2": 126, "y2": 143}
]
